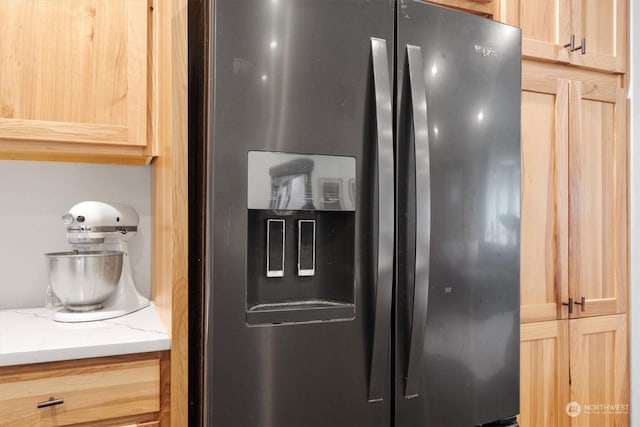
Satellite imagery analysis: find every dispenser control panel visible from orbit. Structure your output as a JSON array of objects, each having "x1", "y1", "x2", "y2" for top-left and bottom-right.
[{"x1": 246, "y1": 151, "x2": 356, "y2": 325}]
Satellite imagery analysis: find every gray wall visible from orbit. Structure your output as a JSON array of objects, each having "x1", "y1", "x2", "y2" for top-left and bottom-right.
[{"x1": 0, "y1": 160, "x2": 151, "y2": 309}]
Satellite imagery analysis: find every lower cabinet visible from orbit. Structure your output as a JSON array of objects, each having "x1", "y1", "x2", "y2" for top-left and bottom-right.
[
  {"x1": 0, "y1": 352, "x2": 169, "y2": 427},
  {"x1": 520, "y1": 320, "x2": 570, "y2": 427},
  {"x1": 520, "y1": 315, "x2": 628, "y2": 427}
]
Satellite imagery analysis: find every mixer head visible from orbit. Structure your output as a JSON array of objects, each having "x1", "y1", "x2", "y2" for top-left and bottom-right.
[{"x1": 62, "y1": 201, "x2": 139, "y2": 246}]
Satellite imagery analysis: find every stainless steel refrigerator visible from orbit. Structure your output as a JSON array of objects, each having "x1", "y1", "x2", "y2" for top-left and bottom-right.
[{"x1": 189, "y1": 0, "x2": 521, "y2": 426}]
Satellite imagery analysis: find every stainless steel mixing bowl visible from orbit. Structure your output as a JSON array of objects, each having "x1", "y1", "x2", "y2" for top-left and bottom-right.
[{"x1": 45, "y1": 250, "x2": 123, "y2": 311}]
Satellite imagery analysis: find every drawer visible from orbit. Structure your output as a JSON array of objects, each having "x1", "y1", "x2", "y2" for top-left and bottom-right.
[{"x1": 0, "y1": 358, "x2": 160, "y2": 426}]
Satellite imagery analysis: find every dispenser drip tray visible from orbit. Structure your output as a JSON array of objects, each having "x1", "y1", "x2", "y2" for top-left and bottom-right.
[{"x1": 247, "y1": 300, "x2": 355, "y2": 325}]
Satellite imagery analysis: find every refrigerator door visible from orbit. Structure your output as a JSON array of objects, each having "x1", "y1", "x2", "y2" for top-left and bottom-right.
[
  {"x1": 394, "y1": 3, "x2": 521, "y2": 426},
  {"x1": 205, "y1": 0, "x2": 393, "y2": 426}
]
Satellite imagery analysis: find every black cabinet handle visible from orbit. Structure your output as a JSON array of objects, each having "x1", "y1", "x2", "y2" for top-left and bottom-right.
[
  {"x1": 564, "y1": 35, "x2": 586, "y2": 54},
  {"x1": 562, "y1": 296, "x2": 586, "y2": 314},
  {"x1": 572, "y1": 37, "x2": 586, "y2": 54},
  {"x1": 562, "y1": 298, "x2": 574, "y2": 314},
  {"x1": 574, "y1": 296, "x2": 586, "y2": 312},
  {"x1": 564, "y1": 34, "x2": 576, "y2": 50},
  {"x1": 37, "y1": 397, "x2": 64, "y2": 408}
]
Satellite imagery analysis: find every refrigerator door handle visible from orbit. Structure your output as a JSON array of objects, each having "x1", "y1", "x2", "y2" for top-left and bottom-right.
[
  {"x1": 404, "y1": 44, "x2": 431, "y2": 399},
  {"x1": 368, "y1": 37, "x2": 394, "y2": 403}
]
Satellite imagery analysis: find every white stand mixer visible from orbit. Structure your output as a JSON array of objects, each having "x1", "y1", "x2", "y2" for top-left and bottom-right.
[{"x1": 51, "y1": 201, "x2": 150, "y2": 322}]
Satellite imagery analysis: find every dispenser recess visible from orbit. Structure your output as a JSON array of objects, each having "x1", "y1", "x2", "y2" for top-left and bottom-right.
[{"x1": 247, "y1": 151, "x2": 356, "y2": 325}]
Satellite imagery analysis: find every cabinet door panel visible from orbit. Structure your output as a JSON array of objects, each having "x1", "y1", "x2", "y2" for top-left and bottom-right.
[
  {"x1": 569, "y1": 0, "x2": 626, "y2": 72},
  {"x1": 520, "y1": 75, "x2": 569, "y2": 323},
  {"x1": 0, "y1": 0, "x2": 147, "y2": 148},
  {"x1": 498, "y1": 0, "x2": 571, "y2": 63},
  {"x1": 569, "y1": 314, "x2": 629, "y2": 427},
  {"x1": 520, "y1": 321, "x2": 570, "y2": 427},
  {"x1": 501, "y1": 0, "x2": 626, "y2": 73},
  {"x1": 569, "y1": 81, "x2": 626, "y2": 317}
]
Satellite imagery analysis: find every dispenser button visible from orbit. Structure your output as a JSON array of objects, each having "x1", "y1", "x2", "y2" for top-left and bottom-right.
[
  {"x1": 298, "y1": 220, "x2": 316, "y2": 276},
  {"x1": 266, "y1": 219, "x2": 285, "y2": 278}
]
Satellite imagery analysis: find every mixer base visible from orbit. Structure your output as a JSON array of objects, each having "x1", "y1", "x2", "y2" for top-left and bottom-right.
[
  {"x1": 63, "y1": 304, "x2": 104, "y2": 312},
  {"x1": 53, "y1": 302, "x2": 149, "y2": 322}
]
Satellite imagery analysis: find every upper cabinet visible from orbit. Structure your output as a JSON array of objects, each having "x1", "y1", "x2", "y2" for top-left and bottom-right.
[
  {"x1": 498, "y1": 0, "x2": 627, "y2": 73},
  {"x1": 520, "y1": 61, "x2": 627, "y2": 323},
  {"x1": 0, "y1": 0, "x2": 152, "y2": 164},
  {"x1": 427, "y1": 0, "x2": 499, "y2": 18}
]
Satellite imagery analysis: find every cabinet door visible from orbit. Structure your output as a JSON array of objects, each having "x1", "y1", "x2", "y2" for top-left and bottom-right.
[
  {"x1": 568, "y1": 0, "x2": 627, "y2": 73},
  {"x1": 520, "y1": 74, "x2": 569, "y2": 323},
  {"x1": 427, "y1": 0, "x2": 498, "y2": 17},
  {"x1": 499, "y1": 0, "x2": 627, "y2": 73},
  {"x1": 498, "y1": 0, "x2": 571, "y2": 64},
  {"x1": 0, "y1": 0, "x2": 149, "y2": 161},
  {"x1": 569, "y1": 314, "x2": 629, "y2": 427},
  {"x1": 568, "y1": 79, "x2": 627, "y2": 318},
  {"x1": 520, "y1": 321, "x2": 570, "y2": 427}
]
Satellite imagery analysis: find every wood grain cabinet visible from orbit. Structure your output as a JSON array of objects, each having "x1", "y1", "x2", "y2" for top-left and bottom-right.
[
  {"x1": 0, "y1": 0, "x2": 152, "y2": 164},
  {"x1": 499, "y1": 0, "x2": 628, "y2": 72},
  {"x1": 498, "y1": 0, "x2": 627, "y2": 73},
  {"x1": 0, "y1": 352, "x2": 168, "y2": 427},
  {"x1": 520, "y1": 315, "x2": 628, "y2": 427},
  {"x1": 514, "y1": 1, "x2": 629, "y2": 425},
  {"x1": 520, "y1": 60, "x2": 627, "y2": 324},
  {"x1": 426, "y1": 0, "x2": 499, "y2": 17},
  {"x1": 519, "y1": 60, "x2": 629, "y2": 427},
  {"x1": 568, "y1": 314, "x2": 629, "y2": 427},
  {"x1": 520, "y1": 321, "x2": 570, "y2": 427}
]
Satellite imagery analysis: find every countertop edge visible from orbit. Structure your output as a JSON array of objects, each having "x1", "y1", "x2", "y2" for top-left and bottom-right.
[{"x1": 0, "y1": 303, "x2": 171, "y2": 368}]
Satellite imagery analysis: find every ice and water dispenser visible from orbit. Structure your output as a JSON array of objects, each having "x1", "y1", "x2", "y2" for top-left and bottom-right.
[{"x1": 247, "y1": 151, "x2": 356, "y2": 325}]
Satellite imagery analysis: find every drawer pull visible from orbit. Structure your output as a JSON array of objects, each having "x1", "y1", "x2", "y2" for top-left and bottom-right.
[{"x1": 37, "y1": 397, "x2": 64, "y2": 408}]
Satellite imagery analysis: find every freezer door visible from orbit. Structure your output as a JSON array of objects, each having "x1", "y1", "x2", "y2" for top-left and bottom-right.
[
  {"x1": 204, "y1": 0, "x2": 394, "y2": 426},
  {"x1": 395, "y1": 3, "x2": 521, "y2": 426}
]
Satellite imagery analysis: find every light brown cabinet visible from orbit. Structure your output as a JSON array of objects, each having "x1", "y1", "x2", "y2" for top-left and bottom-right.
[
  {"x1": 520, "y1": 320, "x2": 570, "y2": 427},
  {"x1": 0, "y1": 0, "x2": 188, "y2": 424},
  {"x1": 519, "y1": 59, "x2": 629, "y2": 426},
  {"x1": 427, "y1": 0, "x2": 499, "y2": 17},
  {"x1": 568, "y1": 77, "x2": 627, "y2": 318},
  {"x1": 520, "y1": 71, "x2": 568, "y2": 323},
  {"x1": 568, "y1": 314, "x2": 629, "y2": 427},
  {"x1": 0, "y1": 0, "x2": 152, "y2": 164},
  {"x1": 498, "y1": 0, "x2": 627, "y2": 73},
  {"x1": 0, "y1": 352, "x2": 169, "y2": 427},
  {"x1": 520, "y1": 315, "x2": 628, "y2": 427},
  {"x1": 520, "y1": 61, "x2": 627, "y2": 324}
]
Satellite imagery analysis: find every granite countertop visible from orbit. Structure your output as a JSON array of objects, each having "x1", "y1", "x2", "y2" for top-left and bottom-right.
[{"x1": 0, "y1": 303, "x2": 170, "y2": 367}]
